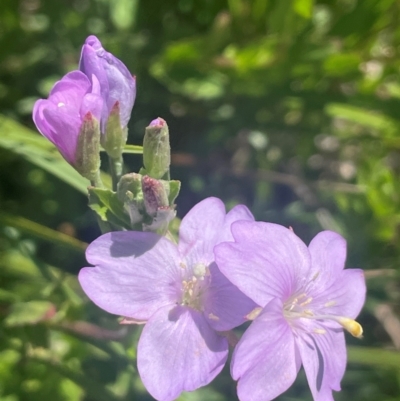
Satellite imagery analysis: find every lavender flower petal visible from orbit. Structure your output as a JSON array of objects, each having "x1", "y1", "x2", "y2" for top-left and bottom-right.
[
  {"x1": 178, "y1": 197, "x2": 226, "y2": 263},
  {"x1": 310, "y1": 268, "x2": 366, "y2": 320},
  {"x1": 138, "y1": 305, "x2": 228, "y2": 401},
  {"x1": 79, "y1": 232, "x2": 182, "y2": 320},
  {"x1": 219, "y1": 204, "x2": 255, "y2": 242},
  {"x1": 179, "y1": 198, "x2": 254, "y2": 265},
  {"x1": 232, "y1": 299, "x2": 300, "y2": 401},
  {"x1": 307, "y1": 231, "x2": 347, "y2": 290},
  {"x1": 79, "y1": 35, "x2": 136, "y2": 130},
  {"x1": 296, "y1": 320, "x2": 346, "y2": 401},
  {"x1": 33, "y1": 70, "x2": 103, "y2": 165},
  {"x1": 203, "y1": 263, "x2": 257, "y2": 331},
  {"x1": 215, "y1": 221, "x2": 311, "y2": 306}
]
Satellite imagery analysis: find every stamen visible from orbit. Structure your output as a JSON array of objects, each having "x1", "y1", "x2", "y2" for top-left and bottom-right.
[
  {"x1": 193, "y1": 263, "x2": 207, "y2": 279},
  {"x1": 311, "y1": 272, "x2": 320, "y2": 281},
  {"x1": 313, "y1": 328, "x2": 326, "y2": 334},
  {"x1": 246, "y1": 307, "x2": 262, "y2": 321},
  {"x1": 299, "y1": 297, "x2": 313, "y2": 307},
  {"x1": 324, "y1": 301, "x2": 336, "y2": 307},
  {"x1": 180, "y1": 263, "x2": 211, "y2": 310},
  {"x1": 337, "y1": 317, "x2": 363, "y2": 338}
]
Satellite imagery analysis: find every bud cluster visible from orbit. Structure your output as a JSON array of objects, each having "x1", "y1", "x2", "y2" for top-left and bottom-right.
[
  {"x1": 33, "y1": 35, "x2": 180, "y2": 234},
  {"x1": 117, "y1": 172, "x2": 179, "y2": 234}
]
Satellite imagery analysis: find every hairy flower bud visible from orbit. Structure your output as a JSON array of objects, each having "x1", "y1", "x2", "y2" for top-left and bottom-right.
[
  {"x1": 143, "y1": 118, "x2": 171, "y2": 179},
  {"x1": 117, "y1": 173, "x2": 144, "y2": 226},
  {"x1": 141, "y1": 176, "x2": 169, "y2": 217}
]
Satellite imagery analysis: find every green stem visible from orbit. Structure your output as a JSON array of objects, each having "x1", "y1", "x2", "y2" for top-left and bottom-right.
[
  {"x1": 109, "y1": 155, "x2": 124, "y2": 190},
  {"x1": 90, "y1": 169, "x2": 104, "y2": 188}
]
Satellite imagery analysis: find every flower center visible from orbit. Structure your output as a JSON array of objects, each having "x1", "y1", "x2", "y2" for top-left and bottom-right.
[
  {"x1": 283, "y1": 292, "x2": 363, "y2": 338},
  {"x1": 180, "y1": 263, "x2": 210, "y2": 311}
]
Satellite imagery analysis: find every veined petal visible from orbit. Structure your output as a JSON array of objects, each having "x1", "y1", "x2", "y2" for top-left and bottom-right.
[
  {"x1": 219, "y1": 204, "x2": 254, "y2": 243},
  {"x1": 296, "y1": 321, "x2": 346, "y2": 401},
  {"x1": 138, "y1": 305, "x2": 228, "y2": 401},
  {"x1": 215, "y1": 221, "x2": 311, "y2": 306},
  {"x1": 232, "y1": 298, "x2": 300, "y2": 401},
  {"x1": 307, "y1": 231, "x2": 347, "y2": 291},
  {"x1": 178, "y1": 197, "x2": 226, "y2": 264},
  {"x1": 32, "y1": 99, "x2": 58, "y2": 143},
  {"x1": 203, "y1": 263, "x2": 257, "y2": 331},
  {"x1": 42, "y1": 105, "x2": 80, "y2": 164},
  {"x1": 310, "y1": 268, "x2": 366, "y2": 320},
  {"x1": 50, "y1": 71, "x2": 91, "y2": 96},
  {"x1": 179, "y1": 198, "x2": 254, "y2": 271},
  {"x1": 78, "y1": 231, "x2": 183, "y2": 320}
]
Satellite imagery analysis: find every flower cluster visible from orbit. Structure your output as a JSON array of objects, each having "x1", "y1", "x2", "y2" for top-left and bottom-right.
[
  {"x1": 32, "y1": 36, "x2": 366, "y2": 401},
  {"x1": 79, "y1": 197, "x2": 366, "y2": 401}
]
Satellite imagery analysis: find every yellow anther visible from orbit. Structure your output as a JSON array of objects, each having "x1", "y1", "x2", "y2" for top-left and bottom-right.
[
  {"x1": 246, "y1": 307, "x2": 263, "y2": 321},
  {"x1": 299, "y1": 297, "x2": 313, "y2": 307},
  {"x1": 313, "y1": 328, "x2": 326, "y2": 334},
  {"x1": 208, "y1": 313, "x2": 219, "y2": 321},
  {"x1": 324, "y1": 301, "x2": 336, "y2": 308},
  {"x1": 338, "y1": 317, "x2": 363, "y2": 338}
]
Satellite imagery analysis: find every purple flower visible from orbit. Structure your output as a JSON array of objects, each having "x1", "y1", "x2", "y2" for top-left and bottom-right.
[
  {"x1": 79, "y1": 35, "x2": 136, "y2": 132},
  {"x1": 33, "y1": 70, "x2": 103, "y2": 167},
  {"x1": 214, "y1": 223, "x2": 366, "y2": 401},
  {"x1": 78, "y1": 198, "x2": 256, "y2": 401}
]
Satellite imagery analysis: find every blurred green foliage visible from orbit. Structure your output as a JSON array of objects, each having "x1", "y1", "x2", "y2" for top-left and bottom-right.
[{"x1": 1, "y1": 0, "x2": 400, "y2": 400}]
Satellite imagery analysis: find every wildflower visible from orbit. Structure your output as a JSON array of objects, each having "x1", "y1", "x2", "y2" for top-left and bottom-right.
[
  {"x1": 33, "y1": 71, "x2": 103, "y2": 180},
  {"x1": 79, "y1": 198, "x2": 256, "y2": 401},
  {"x1": 79, "y1": 35, "x2": 136, "y2": 134},
  {"x1": 214, "y1": 222, "x2": 366, "y2": 401}
]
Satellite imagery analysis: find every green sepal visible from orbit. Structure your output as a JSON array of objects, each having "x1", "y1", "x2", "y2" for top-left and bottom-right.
[
  {"x1": 102, "y1": 102, "x2": 127, "y2": 159},
  {"x1": 75, "y1": 112, "x2": 101, "y2": 181},
  {"x1": 88, "y1": 187, "x2": 131, "y2": 229},
  {"x1": 168, "y1": 180, "x2": 181, "y2": 204}
]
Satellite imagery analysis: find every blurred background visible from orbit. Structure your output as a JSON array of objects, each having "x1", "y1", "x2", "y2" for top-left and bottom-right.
[{"x1": 1, "y1": 0, "x2": 400, "y2": 400}]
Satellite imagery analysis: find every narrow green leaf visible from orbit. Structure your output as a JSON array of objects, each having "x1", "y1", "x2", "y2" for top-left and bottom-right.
[
  {"x1": 0, "y1": 115, "x2": 112, "y2": 192},
  {"x1": 5, "y1": 301, "x2": 54, "y2": 326},
  {"x1": 0, "y1": 115, "x2": 88, "y2": 193},
  {"x1": 348, "y1": 346, "x2": 400, "y2": 370},
  {"x1": 325, "y1": 104, "x2": 399, "y2": 136},
  {"x1": 88, "y1": 188, "x2": 131, "y2": 229},
  {"x1": 0, "y1": 213, "x2": 87, "y2": 252}
]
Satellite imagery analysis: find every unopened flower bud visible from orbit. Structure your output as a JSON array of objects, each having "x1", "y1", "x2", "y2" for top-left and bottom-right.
[
  {"x1": 79, "y1": 36, "x2": 136, "y2": 136},
  {"x1": 143, "y1": 118, "x2": 171, "y2": 179},
  {"x1": 143, "y1": 206, "x2": 176, "y2": 234},
  {"x1": 117, "y1": 173, "x2": 144, "y2": 226},
  {"x1": 75, "y1": 112, "x2": 101, "y2": 181},
  {"x1": 142, "y1": 175, "x2": 169, "y2": 217}
]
